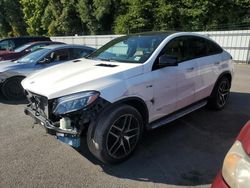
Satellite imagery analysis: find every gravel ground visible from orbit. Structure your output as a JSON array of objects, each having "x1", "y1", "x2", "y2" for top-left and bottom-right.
[{"x1": 0, "y1": 64, "x2": 249, "y2": 188}]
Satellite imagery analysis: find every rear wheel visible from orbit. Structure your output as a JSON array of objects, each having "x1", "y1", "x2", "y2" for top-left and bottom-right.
[
  {"x1": 208, "y1": 76, "x2": 231, "y2": 110},
  {"x1": 1, "y1": 77, "x2": 25, "y2": 100},
  {"x1": 87, "y1": 105, "x2": 143, "y2": 164}
]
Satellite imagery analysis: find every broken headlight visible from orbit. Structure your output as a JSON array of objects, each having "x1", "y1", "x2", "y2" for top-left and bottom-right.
[{"x1": 53, "y1": 91, "x2": 100, "y2": 116}]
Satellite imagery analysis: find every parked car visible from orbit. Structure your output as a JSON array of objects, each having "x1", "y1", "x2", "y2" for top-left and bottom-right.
[
  {"x1": 0, "y1": 44, "x2": 95, "y2": 99},
  {"x1": 0, "y1": 41, "x2": 65, "y2": 62},
  {"x1": 22, "y1": 32, "x2": 234, "y2": 164},
  {"x1": 0, "y1": 36, "x2": 51, "y2": 51},
  {"x1": 212, "y1": 121, "x2": 250, "y2": 188}
]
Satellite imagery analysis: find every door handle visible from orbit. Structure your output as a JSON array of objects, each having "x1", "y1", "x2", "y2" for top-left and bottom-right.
[{"x1": 186, "y1": 67, "x2": 194, "y2": 72}]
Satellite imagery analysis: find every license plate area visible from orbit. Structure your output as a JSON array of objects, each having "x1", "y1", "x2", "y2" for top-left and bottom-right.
[{"x1": 56, "y1": 133, "x2": 80, "y2": 148}]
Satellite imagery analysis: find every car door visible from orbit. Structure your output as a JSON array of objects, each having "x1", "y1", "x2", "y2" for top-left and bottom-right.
[
  {"x1": 150, "y1": 57, "x2": 178, "y2": 122},
  {"x1": 35, "y1": 48, "x2": 70, "y2": 70},
  {"x1": 150, "y1": 36, "x2": 198, "y2": 121},
  {"x1": 161, "y1": 36, "x2": 198, "y2": 111},
  {"x1": 189, "y1": 37, "x2": 223, "y2": 101}
]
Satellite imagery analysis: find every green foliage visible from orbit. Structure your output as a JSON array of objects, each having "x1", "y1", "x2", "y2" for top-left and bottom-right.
[
  {"x1": 0, "y1": 0, "x2": 250, "y2": 37},
  {"x1": 0, "y1": 0, "x2": 27, "y2": 37},
  {"x1": 20, "y1": 0, "x2": 48, "y2": 35},
  {"x1": 42, "y1": 0, "x2": 83, "y2": 36},
  {"x1": 77, "y1": 0, "x2": 122, "y2": 34},
  {"x1": 114, "y1": 0, "x2": 155, "y2": 34}
]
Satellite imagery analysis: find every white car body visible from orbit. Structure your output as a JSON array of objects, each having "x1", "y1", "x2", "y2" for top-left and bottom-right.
[
  {"x1": 22, "y1": 32, "x2": 234, "y2": 163},
  {"x1": 22, "y1": 32, "x2": 234, "y2": 123}
]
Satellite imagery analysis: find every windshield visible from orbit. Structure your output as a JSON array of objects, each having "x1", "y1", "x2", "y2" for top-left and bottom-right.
[
  {"x1": 14, "y1": 44, "x2": 30, "y2": 52},
  {"x1": 87, "y1": 35, "x2": 167, "y2": 63},
  {"x1": 17, "y1": 48, "x2": 50, "y2": 63}
]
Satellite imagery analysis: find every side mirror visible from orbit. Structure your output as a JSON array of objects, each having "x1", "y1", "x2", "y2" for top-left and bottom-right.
[
  {"x1": 158, "y1": 54, "x2": 178, "y2": 67},
  {"x1": 38, "y1": 57, "x2": 50, "y2": 64}
]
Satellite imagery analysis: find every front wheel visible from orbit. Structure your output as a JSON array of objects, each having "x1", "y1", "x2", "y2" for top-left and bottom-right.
[
  {"x1": 87, "y1": 105, "x2": 143, "y2": 164},
  {"x1": 1, "y1": 77, "x2": 25, "y2": 100},
  {"x1": 208, "y1": 76, "x2": 231, "y2": 110}
]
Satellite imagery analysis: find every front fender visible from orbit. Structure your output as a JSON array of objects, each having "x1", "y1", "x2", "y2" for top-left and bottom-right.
[{"x1": 0, "y1": 71, "x2": 25, "y2": 83}]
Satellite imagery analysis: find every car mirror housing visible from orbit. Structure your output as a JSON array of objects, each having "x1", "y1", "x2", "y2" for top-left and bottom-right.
[
  {"x1": 159, "y1": 54, "x2": 178, "y2": 67},
  {"x1": 39, "y1": 58, "x2": 50, "y2": 64}
]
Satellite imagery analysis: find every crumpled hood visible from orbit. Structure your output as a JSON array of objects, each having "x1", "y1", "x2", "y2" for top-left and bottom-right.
[{"x1": 22, "y1": 58, "x2": 143, "y2": 99}]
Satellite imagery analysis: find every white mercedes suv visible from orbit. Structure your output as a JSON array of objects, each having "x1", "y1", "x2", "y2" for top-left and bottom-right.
[{"x1": 22, "y1": 32, "x2": 234, "y2": 164}]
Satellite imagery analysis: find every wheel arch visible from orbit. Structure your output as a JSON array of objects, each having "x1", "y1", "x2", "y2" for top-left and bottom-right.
[
  {"x1": 1, "y1": 72, "x2": 26, "y2": 84},
  {"x1": 1, "y1": 75, "x2": 26, "y2": 99},
  {"x1": 87, "y1": 96, "x2": 149, "y2": 139},
  {"x1": 112, "y1": 97, "x2": 149, "y2": 126},
  {"x1": 216, "y1": 71, "x2": 232, "y2": 87}
]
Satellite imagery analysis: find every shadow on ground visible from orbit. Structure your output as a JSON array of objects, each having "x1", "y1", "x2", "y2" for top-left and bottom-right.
[
  {"x1": 0, "y1": 92, "x2": 27, "y2": 105},
  {"x1": 77, "y1": 91, "x2": 250, "y2": 186}
]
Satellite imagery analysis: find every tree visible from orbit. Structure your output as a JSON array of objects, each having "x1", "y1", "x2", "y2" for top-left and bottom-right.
[
  {"x1": 114, "y1": 0, "x2": 155, "y2": 34},
  {"x1": 20, "y1": 0, "x2": 48, "y2": 35},
  {"x1": 0, "y1": 0, "x2": 27, "y2": 37},
  {"x1": 42, "y1": 0, "x2": 83, "y2": 36},
  {"x1": 77, "y1": 0, "x2": 121, "y2": 34}
]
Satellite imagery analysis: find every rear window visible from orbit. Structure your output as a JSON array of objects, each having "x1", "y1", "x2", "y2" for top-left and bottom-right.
[
  {"x1": 206, "y1": 40, "x2": 223, "y2": 55},
  {"x1": 70, "y1": 48, "x2": 94, "y2": 59},
  {"x1": 188, "y1": 37, "x2": 207, "y2": 58}
]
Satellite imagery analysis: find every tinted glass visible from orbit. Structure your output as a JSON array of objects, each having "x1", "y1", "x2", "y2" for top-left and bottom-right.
[
  {"x1": 207, "y1": 40, "x2": 223, "y2": 55},
  {"x1": 30, "y1": 44, "x2": 47, "y2": 52},
  {"x1": 17, "y1": 48, "x2": 50, "y2": 63},
  {"x1": 0, "y1": 40, "x2": 15, "y2": 50},
  {"x1": 160, "y1": 37, "x2": 190, "y2": 62},
  {"x1": 188, "y1": 37, "x2": 207, "y2": 58},
  {"x1": 88, "y1": 35, "x2": 167, "y2": 63},
  {"x1": 14, "y1": 44, "x2": 30, "y2": 52},
  {"x1": 70, "y1": 48, "x2": 93, "y2": 59},
  {"x1": 43, "y1": 49, "x2": 70, "y2": 63}
]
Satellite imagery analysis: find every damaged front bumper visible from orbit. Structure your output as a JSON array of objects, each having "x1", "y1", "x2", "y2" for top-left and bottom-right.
[{"x1": 24, "y1": 105, "x2": 81, "y2": 147}]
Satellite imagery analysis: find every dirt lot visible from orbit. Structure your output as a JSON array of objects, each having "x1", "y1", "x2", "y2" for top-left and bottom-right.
[{"x1": 0, "y1": 64, "x2": 249, "y2": 188}]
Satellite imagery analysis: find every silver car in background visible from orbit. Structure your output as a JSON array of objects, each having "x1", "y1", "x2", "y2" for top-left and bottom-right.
[{"x1": 0, "y1": 44, "x2": 95, "y2": 99}]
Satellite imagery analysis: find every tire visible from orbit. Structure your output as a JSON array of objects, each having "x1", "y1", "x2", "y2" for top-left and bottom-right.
[
  {"x1": 208, "y1": 76, "x2": 231, "y2": 110},
  {"x1": 1, "y1": 77, "x2": 25, "y2": 100},
  {"x1": 87, "y1": 105, "x2": 143, "y2": 164}
]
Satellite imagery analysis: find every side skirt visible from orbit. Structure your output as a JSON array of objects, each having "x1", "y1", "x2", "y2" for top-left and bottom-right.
[{"x1": 148, "y1": 100, "x2": 208, "y2": 129}]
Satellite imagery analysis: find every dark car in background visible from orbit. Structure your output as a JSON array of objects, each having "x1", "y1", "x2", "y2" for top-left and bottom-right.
[
  {"x1": 0, "y1": 36, "x2": 51, "y2": 51},
  {"x1": 0, "y1": 44, "x2": 95, "y2": 99},
  {"x1": 0, "y1": 41, "x2": 65, "y2": 62}
]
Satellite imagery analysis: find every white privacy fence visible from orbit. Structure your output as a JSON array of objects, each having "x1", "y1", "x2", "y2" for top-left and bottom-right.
[
  {"x1": 51, "y1": 30, "x2": 250, "y2": 63},
  {"x1": 51, "y1": 35, "x2": 123, "y2": 49},
  {"x1": 198, "y1": 30, "x2": 250, "y2": 63}
]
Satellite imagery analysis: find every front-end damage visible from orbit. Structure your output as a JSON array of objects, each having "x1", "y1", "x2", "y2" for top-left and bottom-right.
[{"x1": 24, "y1": 91, "x2": 110, "y2": 147}]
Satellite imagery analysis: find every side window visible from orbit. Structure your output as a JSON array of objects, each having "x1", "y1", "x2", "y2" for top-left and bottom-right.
[
  {"x1": 0, "y1": 40, "x2": 15, "y2": 50},
  {"x1": 164, "y1": 37, "x2": 190, "y2": 62},
  {"x1": 30, "y1": 44, "x2": 47, "y2": 52},
  {"x1": 188, "y1": 37, "x2": 207, "y2": 58},
  {"x1": 70, "y1": 48, "x2": 93, "y2": 59},
  {"x1": 206, "y1": 40, "x2": 223, "y2": 55},
  {"x1": 43, "y1": 49, "x2": 70, "y2": 64},
  {"x1": 157, "y1": 37, "x2": 189, "y2": 63},
  {"x1": 153, "y1": 37, "x2": 189, "y2": 70}
]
